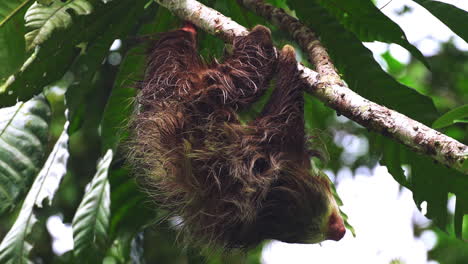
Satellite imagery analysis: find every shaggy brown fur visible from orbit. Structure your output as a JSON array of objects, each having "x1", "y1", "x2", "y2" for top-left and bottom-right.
[{"x1": 129, "y1": 24, "x2": 345, "y2": 249}]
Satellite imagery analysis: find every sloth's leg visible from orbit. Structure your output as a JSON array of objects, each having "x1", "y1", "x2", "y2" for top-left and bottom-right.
[
  {"x1": 255, "y1": 45, "x2": 307, "y2": 157},
  {"x1": 202, "y1": 25, "x2": 276, "y2": 109},
  {"x1": 139, "y1": 23, "x2": 203, "y2": 107},
  {"x1": 135, "y1": 24, "x2": 203, "y2": 150}
]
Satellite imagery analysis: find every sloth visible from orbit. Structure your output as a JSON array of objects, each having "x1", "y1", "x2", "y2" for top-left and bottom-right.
[{"x1": 129, "y1": 23, "x2": 345, "y2": 249}]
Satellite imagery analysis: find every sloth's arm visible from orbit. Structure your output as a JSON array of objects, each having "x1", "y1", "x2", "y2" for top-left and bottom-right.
[
  {"x1": 200, "y1": 25, "x2": 276, "y2": 109},
  {"x1": 135, "y1": 25, "x2": 202, "y2": 151},
  {"x1": 255, "y1": 45, "x2": 307, "y2": 156}
]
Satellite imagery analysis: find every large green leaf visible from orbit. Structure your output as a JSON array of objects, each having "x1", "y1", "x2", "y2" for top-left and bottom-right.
[
  {"x1": 100, "y1": 55, "x2": 138, "y2": 152},
  {"x1": 379, "y1": 137, "x2": 409, "y2": 188},
  {"x1": 72, "y1": 149, "x2": 112, "y2": 262},
  {"x1": 413, "y1": 0, "x2": 468, "y2": 43},
  {"x1": 0, "y1": 2, "x2": 28, "y2": 81},
  {"x1": 0, "y1": 0, "x2": 145, "y2": 108},
  {"x1": 106, "y1": 160, "x2": 155, "y2": 264},
  {"x1": 108, "y1": 167, "x2": 152, "y2": 240},
  {"x1": 0, "y1": 0, "x2": 30, "y2": 26},
  {"x1": 66, "y1": 0, "x2": 149, "y2": 133},
  {"x1": 432, "y1": 104, "x2": 468, "y2": 129},
  {"x1": 0, "y1": 96, "x2": 50, "y2": 214},
  {"x1": 106, "y1": 232, "x2": 145, "y2": 264},
  {"x1": 454, "y1": 195, "x2": 468, "y2": 238},
  {"x1": 24, "y1": 0, "x2": 92, "y2": 50},
  {"x1": 100, "y1": 39, "x2": 149, "y2": 152},
  {"x1": 429, "y1": 227, "x2": 468, "y2": 263},
  {"x1": 0, "y1": 120, "x2": 69, "y2": 263},
  {"x1": 315, "y1": 0, "x2": 429, "y2": 68},
  {"x1": 410, "y1": 153, "x2": 467, "y2": 232},
  {"x1": 371, "y1": 133, "x2": 468, "y2": 235}
]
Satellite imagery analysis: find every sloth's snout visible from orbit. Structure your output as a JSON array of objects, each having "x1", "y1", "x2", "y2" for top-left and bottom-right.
[{"x1": 326, "y1": 211, "x2": 346, "y2": 241}]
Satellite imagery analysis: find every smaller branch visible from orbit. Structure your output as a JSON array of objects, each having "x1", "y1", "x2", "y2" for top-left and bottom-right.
[
  {"x1": 240, "y1": 0, "x2": 342, "y2": 85},
  {"x1": 155, "y1": 0, "x2": 468, "y2": 174}
]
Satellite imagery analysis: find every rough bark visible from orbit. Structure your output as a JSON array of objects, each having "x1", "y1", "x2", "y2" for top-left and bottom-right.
[
  {"x1": 155, "y1": 0, "x2": 468, "y2": 175},
  {"x1": 240, "y1": 0, "x2": 342, "y2": 85}
]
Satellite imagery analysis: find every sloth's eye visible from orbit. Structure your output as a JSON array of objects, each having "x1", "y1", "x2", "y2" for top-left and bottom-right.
[
  {"x1": 252, "y1": 157, "x2": 269, "y2": 175},
  {"x1": 203, "y1": 75, "x2": 217, "y2": 86}
]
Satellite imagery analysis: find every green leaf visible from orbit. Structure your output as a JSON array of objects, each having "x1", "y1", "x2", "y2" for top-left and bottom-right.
[
  {"x1": 432, "y1": 104, "x2": 468, "y2": 129},
  {"x1": 64, "y1": 0, "x2": 148, "y2": 133},
  {"x1": 315, "y1": 0, "x2": 430, "y2": 68},
  {"x1": 0, "y1": 95, "x2": 50, "y2": 214},
  {"x1": 0, "y1": 120, "x2": 69, "y2": 263},
  {"x1": 108, "y1": 167, "x2": 152, "y2": 240},
  {"x1": 0, "y1": 0, "x2": 31, "y2": 27},
  {"x1": 100, "y1": 48, "x2": 140, "y2": 152},
  {"x1": 413, "y1": 0, "x2": 468, "y2": 43},
  {"x1": 106, "y1": 232, "x2": 145, "y2": 264},
  {"x1": 24, "y1": 0, "x2": 92, "y2": 50},
  {"x1": 0, "y1": 2, "x2": 28, "y2": 81},
  {"x1": 37, "y1": 0, "x2": 54, "y2": 5},
  {"x1": 454, "y1": 195, "x2": 468, "y2": 238},
  {"x1": 379, "y1": 137, "x2": 409, "y2": 188},
  {"x1": 411, "y1": 155, "x2": 447, "y2": 229},
  {"x1": 0, "y1": 0, "x2": 145, "y2": 108},
  {"x1": 375, "y1": 132, "x2": 468, "y2": 236},
  {"x1": 72, "y1": 149, "x2": 113, "y2": 261},
  {"x1": 403, "y1": 144, "x2": 467, "y2": 234}
]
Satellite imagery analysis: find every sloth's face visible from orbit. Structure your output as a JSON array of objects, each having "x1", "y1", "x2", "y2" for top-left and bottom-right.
[
  {"x1": 301, "y1": 188, "x2": 346, "y2": 243},
  {"x1": 230, "y1": 166, "x2": 345, "y2": 246}
]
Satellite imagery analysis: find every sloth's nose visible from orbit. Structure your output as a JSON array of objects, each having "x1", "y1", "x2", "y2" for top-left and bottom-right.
[{"x1": 327, "y1": 212, "x2": 346, "y2": 241}]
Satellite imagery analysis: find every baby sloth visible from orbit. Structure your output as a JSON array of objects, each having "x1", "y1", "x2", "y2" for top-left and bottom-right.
[{"x1": 130, "y1": 23, "x2": 346, "y2": 249}]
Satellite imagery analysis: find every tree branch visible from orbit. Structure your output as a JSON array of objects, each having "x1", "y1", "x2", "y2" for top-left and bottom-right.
[
  {"x1": 239, "y1": 0, "x2": 341, "y2": 85},
  {"x1": 154, "y1": 0, "x2": 468, "y2": 175}
]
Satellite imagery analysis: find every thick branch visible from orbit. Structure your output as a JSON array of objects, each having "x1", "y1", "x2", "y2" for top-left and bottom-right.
[
  {"x1": 154, "y1": 0, "x2": 468, "y2": 175},
  {"x1": 301, "y1": 67, "x2": 468, "y2": 174},
  {"x1": 155, "y1": 0, "x2": 249, "y2": 42}
]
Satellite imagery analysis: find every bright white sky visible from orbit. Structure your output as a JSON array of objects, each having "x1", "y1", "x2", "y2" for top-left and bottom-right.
[
  {"x1": 45, "y1": 1, "x2": 467, "y2": 262},
  {"x1": 263, "y1": 1, "x2": 466, "y2": 263},
  {"x1": 366, "y1": 0, "x2": 468, "y2": 64}
]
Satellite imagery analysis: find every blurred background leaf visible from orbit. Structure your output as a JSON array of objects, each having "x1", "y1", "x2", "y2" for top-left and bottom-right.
[
  {"x1": 72, "y1": 150, "x2": 112, "y2": 263},
  {"x1": 0, "y1": 96, "x2": 50, "y2": 215},
  {"x1": 0, "y1": 119, "x2": 68, "y2": 263}
]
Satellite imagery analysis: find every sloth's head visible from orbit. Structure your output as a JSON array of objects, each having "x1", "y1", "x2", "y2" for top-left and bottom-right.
[
  {"x1": 255, "y1": 169, "x2": 345, "y2": 244},
  {"x1": 209, "y1": 160, "x2": 346, "y2": 248}
]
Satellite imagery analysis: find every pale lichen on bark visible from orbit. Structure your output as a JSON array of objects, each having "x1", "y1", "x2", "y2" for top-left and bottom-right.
[
  {"x1": 156, "y1": 0, "x2": 248, "y2": 42},
  {"x1": 154, "y1": 0, "x2": 468, "y2": 174}
]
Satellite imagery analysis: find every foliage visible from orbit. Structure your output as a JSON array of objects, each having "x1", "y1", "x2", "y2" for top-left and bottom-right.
[
  {"x1": 0, "y1": 0, "x2": 466, "y2": 263},
  {"x1": 72, "y1": 149, "x2": 112, "y2": 262},
  {"x1": 0, "y1": 96, "x2": 50, "y2": 214},
  {"x1": 0, "y1": 118, "x2": 68, "y2": 263}
]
